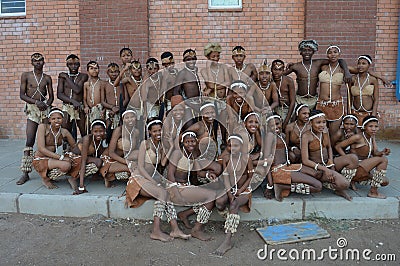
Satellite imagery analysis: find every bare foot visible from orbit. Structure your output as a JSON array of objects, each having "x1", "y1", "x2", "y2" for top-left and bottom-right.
[
  {"x1": 170, "y1": 230, "x2": 191, "y2": 240},
  {"x1": 213, "y1": 238, "x2": 233, "y2": 257},
  {"x1": 67, "y1": 177, "x2": 78, "y2": 191},
  {"x1": 368, "y1": 188, "x2": 387, "y2": 199},
  {"x1": 335, "y1": 190, "x2": 352, "y2": 201},
  {"x1": 263, "y1": 188, "x2": 273, "y2": 200},
  {"x1": 178, "y1": 212, "x2": 193, "y2": 229},
  {"x1": 16, "y1": 174, "x2": 29, "y2": 185},
  {"x1": 42, "y1": 179, "x2": 58, "y2": 189},
  {"x1": 274, "y1": 185, "x2": 283, "y2": 202},
  {"x1": 150, "y1": 231, "x2": 173, "y2": 242},
  {"x1": 191, "y1": 229, "x2": 212, "y2": 241},
  {"x1": 350, "y1": 181, "x2": 358, "y2": 191}
]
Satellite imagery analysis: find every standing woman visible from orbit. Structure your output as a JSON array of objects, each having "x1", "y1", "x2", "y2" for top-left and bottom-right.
[
  {"x1": 349, "y1": 55, "x2": 379, "y2": 126},
  {"x1": 125, "y1": 118, "x2": 189, "y2": 242},
  {"x1": 285, "y1": 104, "x2": 310, "y2": 163},
  {"x1": 335, "y1": 116, "x2": 389, "y2": 198},
  {"x1": 316, "y1": 45, "x2": 346, "y2": 137},
  {"x1": 33, "y1": 108, "x2": 76, "y2": 190},
  {"x1": 301, "y1": 110, "x2": 358, "y2": 200}
]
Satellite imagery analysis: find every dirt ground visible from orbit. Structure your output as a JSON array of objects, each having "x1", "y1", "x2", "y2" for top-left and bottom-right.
[{"x1": 0, "y1": 213, "x2": 398, "y2": 266}]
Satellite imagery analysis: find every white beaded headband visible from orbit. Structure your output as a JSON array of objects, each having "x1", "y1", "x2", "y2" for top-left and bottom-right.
[
  {"x1": 48, "y1": 109, "x2": 64, "y2": 118},
  {"x1": 326, "y1": 45, "x2": 341, "y2": 53},
  {"x1": 309, "y1": 113, "x2": 325, "y2": 120},
  {"x1": 90, "y1": 120, "x2": 106, "y2": 130},
  {"x1": 122, "y1": 109, "x2": 137, "y2": 118},
  {"x1": 266, "y1": 115, "x2": 281, "y2": 123},
  {"x1": 200, "y1": 103, "x2": 215, "y2": 112},
  {"x1": 227, "y1": 135, "x2": 243, "y2": 144},
  {"x1": 342, "y1": 114, "x2": 358, "y2": 125},
  {"x1": 358, "y1": 55, "x2": 372, "y2": 64},
  {"x1": 230, "y1": 82, "x2": 247, "y2": 91},
  {"x1": 147, "y1": 119, "x2": 163, "y2": 129},
  {"x1": 244, "y1": 112, "x2": 260, "y2": 122},
  {"x1": 181, "y1": 131, "x2": 197, "y2": 142},
  {"x1": 362, "y1": 117, "x2": 378, "y2": 129},
  {"x1": 295, "y1": 104, "x2": 308, "y2": 116}
]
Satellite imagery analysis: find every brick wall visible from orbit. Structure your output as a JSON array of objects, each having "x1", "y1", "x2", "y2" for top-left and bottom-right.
[
  {"x1": 0, "y1": 0, "x2": 80, "y2": 139},
  {"x1": 79, "y1": 0, "x2": 149, "y2": 78},
  {"x1": 305, "y1": 0, "x2": 377, "y2": 63},
  {"x1": 374, "y1": 0, "x2": 399, "y2": 137},
  {"x1": 148, "y1": 0, "x2": 305, "y2": 67}
]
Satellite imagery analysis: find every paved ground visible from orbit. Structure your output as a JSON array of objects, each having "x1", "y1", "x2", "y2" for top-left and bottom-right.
[{"x1": 0, "y1": 139, "x2": 399, "y2": 220}]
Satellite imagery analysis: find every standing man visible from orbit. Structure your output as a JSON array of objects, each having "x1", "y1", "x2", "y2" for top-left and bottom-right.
[
  {"x1": 57, "y1": 54, "x2": 88, "y2": 139},
  {"x1": 17, "y1": 53, "x2": 54, "y2": 185}
]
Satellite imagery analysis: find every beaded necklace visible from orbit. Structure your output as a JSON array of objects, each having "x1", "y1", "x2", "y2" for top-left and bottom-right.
[
  {"x1": 182, "y1": 147, "x2": 193, "y2": 184},
  {"x1": 362, "y1": 132, "x2": 373, "y2": 158},
  {"x1": 310, "y1": 129, "x2": 326, "y2": 165},
  {"x1": 149, "y1": 138, "x2": 160, "y2": 178},
  {"x1": 108, "y1": 79, "x2": 118, "y2": 106},
  {"x1": 32, "y1": 71, "x2": 46, "y2": 101},
  {"x1": 68, "y1": 72, "x2": 80, "y2": 98},
  {"x1": 355, "y1": 73, "x2": 370, "y2": 111},
  {"x1": 230, "y1": 152, "x2": 242, "y2": 195},
  {"x1": 301, "y1": 60, "x2": 312, "y2": 96},
  {"x1": 90, "y1": 78, "x2": 100, "y2": 104},
  {"x1": 92, "y1": 135, "x2": 102, "y2": 158},
  {"x1": 123, "y1": 124, "x2": 135, "y2": 159},
  {"x1": 50, "y1": 125, "x2": 61, "y2": 150},
  {"x1": 185, "y1": 66, "x2": 202, "y2": 98},
  {"x1": 328, "y1": 63, "x2": 340, "y2": 102}
]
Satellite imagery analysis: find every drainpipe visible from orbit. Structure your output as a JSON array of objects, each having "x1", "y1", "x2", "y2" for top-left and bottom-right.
[{"x1": 396, "y1": 15, "x2": 400, "y2": 100}]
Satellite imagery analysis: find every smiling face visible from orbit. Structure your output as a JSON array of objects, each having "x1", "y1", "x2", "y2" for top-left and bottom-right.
[
  {"x1": 232, "y1": 87, "x2": 246, "y2": 104},
  {"x1": 172, "y1": 104, "x2": 185, "y2": 122},
  {"x1": 184, "y1": 55, "x2": 197, "y2": 69},
  {"x1": 91, "y1": 125, "x2": 106, "y2": 141},
  {"x1": 311, "y1": 116, "x2": 326, "y2": 133},
  {"x1": 297, "y1": 106, "x2": 310, "y2": 124},
  {"x1": 201, "y1": 106, "x2": 216, "y2": 124},
  {"x1": 300, "y1": 47, "x2": 315, "y2": 61},
  {"x1": 49, "y1": 112, "x2": 63, "y2": 129},
  {"x1": 149, "y1": 124, "x2": 162, "y2": 141},
  {"x1": 245, "y1": 115, "x2": 259, "y2": 134}
]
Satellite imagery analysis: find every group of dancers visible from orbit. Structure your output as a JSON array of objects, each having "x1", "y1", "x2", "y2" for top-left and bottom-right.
[{"x1": 16, "y1": 39, "x2": 390, "y2": 255}]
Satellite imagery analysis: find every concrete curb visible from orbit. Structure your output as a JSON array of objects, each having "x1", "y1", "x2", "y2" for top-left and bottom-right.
[{"x1": 1, "y1": 192, "x2": 399, "y2": 220}]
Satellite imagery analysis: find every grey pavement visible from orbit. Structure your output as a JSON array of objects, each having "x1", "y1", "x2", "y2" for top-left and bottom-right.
[{"x1": 0, "y1": 139, "x2": 399, "y2": 220}]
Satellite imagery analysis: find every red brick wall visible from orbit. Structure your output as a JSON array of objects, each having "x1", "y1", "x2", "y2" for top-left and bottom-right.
[
  {"x1": 79, "y1": 0, "x2": 149, "y2": 78},
  {"x1": 374, "y1": 0, "x2": 399, "y2": 135},
  {"x1": 305, "y1": 0, "x2": 377, "y2": 63},
  {"x1": 0, "y1": 0, "x2": 80, "y2": 139},
  {"x1": 148, "y1": 0, "x2": 305, "y2": 67}
]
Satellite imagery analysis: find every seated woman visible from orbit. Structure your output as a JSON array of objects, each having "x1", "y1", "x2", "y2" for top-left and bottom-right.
[
  {"x1": 330, "y1": 114, "x2": 359, "y2": 156},
  {"x1": 301, "y1": 110, "x2": 358, "y2": 201},
  {"x1": 213, "y1": 134, "x2": 253, "y2": 256},
  {"x1": 285, "y1": 104, "x2": 310, "y2": 163},
  {"x1": 226, "y1": 80, "x2": 253, "y2": 126},
  {"x1": 125, "y1": 118, "x2": 190, "y2": 242},
  {"x1": 73, "y1": 119, "x2": 107, "y2": 194},
  {"x1": 263, "y1": 114, "x2": 322, "y2": 201},
  {"x1": 168, "y1": 131, "x2": 223, "y2": 241},
  {"x1": 99, "y1": 110, "x2": 139, "y2": 187},
  {"x1": 32, "y1": 108, "x2": 77, "y2": 190},
  {"x1": 349, "y1": 55, "x2": 379, "y2": 127},
  {"x1": 335, "y1": 116, "x2": 389, "y2": 198}
]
